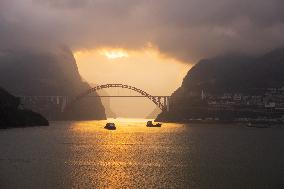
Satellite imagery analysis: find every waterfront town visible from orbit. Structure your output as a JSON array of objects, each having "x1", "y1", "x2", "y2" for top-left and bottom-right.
[
  {"x1": 204, "y1": 87, "x2": 284, "y2": 109},
  {"x1": 199, "y1": 87, "x2": 284, "y2": 123}
]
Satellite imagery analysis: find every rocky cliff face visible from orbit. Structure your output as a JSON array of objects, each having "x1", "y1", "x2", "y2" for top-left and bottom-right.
[
  {"x1": 0, "y1": 47, "x2": 106, "y2": 120},
  {"x1": 0, "y1": 87, "x2": 49, "y2": 128},
  {"x1": 156, "y1": 48, "x2": 284, "y2": 122}
]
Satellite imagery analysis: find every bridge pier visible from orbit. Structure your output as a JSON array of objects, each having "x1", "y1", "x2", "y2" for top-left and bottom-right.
[
  {"x1": 162, "y1": 96, "x2": 170, "y2": 112},
  {"x1": 61, "y1": 96, "x2": 68, "y2": 112},
  {"x1": 165, "y1": 96, "x2": 170, "y2": 112}
]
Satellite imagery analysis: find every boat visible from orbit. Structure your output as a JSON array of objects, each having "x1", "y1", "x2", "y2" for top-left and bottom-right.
[
  {"x1": 104, "y1": 123, "x2": 116, "y2": 130},
  {"x1": 246, "y1": 121, "x2": 270, "y2": 128},
  {"x1": 146, "y1": 121, "x2": 162, "y2": 127}
]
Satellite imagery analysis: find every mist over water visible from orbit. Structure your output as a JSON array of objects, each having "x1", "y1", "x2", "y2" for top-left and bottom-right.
[{"x1": 0, "y1": 119, "x2": 283, "y2": 188}]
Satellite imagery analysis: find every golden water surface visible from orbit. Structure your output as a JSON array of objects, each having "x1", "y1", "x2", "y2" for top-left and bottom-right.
[{"x1": 0, "y1": 119, "x2": 283, "y2": 188}]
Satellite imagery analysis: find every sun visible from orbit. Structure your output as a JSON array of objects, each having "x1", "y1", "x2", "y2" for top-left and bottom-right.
[{"x1": 99, "y1": 49, "x2": 129, "y2": 59}]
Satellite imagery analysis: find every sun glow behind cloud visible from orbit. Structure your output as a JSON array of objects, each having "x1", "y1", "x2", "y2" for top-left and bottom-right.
[
  {"x1": 99, "y1": 49, "x2": 129, "y2": 59},
  {"x1": 74, "y1": 46, "x2": 191, "y2": 118}
]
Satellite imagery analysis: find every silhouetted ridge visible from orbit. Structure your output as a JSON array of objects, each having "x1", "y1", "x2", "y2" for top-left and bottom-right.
[
  {"x1": 0, "y1": 47, "x2": 106, "y2": 120},
  {"x1": 156, "y1": 48, "x2": 284, "y2": 122},
  {"x1": 181, "y1": 49, "x2": 284, "y2": 93},
  {"x1": 0, "y1": 87, "x2": 49, "y2": 128}
]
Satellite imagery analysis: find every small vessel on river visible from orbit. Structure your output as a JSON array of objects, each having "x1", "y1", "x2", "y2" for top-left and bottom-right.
[
  {"x1": 146, "y1": 121, "x2": 162, "y2": 127},
  {"x1": 104, "y1": 123, "x2": 116, "y2": 130},
  {"x1": 246, "y1": 121, "x2": 270, "y2": 128}
]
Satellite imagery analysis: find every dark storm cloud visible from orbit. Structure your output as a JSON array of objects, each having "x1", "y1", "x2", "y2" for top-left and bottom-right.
[{"x1": 0, "y1": 0, "x2": 284, "y2": 62}]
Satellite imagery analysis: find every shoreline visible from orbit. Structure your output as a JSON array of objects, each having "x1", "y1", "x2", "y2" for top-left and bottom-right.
[{"x1": 155, "y1": 119, "x2": 284, "y2": 126}]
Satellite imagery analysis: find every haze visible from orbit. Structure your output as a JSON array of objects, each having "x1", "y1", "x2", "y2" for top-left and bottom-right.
[
  {"x1": 75, "y1": 46, "x2": 189, "y2": 117},
  {"x1": 1, "y1": 0, "x2": 284, "y2": 117}
]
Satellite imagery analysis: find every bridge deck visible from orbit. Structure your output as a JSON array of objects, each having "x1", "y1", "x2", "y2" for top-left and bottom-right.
[
  {"x1": 86, "y1": 95, "x2": 170, "y2": 98},
  {"x1": 19, "y1": 95, "x2": 170, "y2": 98}
]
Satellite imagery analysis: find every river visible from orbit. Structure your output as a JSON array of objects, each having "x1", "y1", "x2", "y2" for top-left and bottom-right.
[{"x1": 0, "y1": 119, "x2": 283, "y2": 188}]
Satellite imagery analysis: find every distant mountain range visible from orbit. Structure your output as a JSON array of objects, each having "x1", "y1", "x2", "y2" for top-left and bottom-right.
[
  {"x1": 156, "y1": 48, "x2": 284, "y2": 122},
  {"x1": 0, "y1": 47, "x2": 106, "y2": 120}
]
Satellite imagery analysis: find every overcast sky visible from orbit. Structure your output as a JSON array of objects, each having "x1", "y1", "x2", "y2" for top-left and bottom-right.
[
  {"x1": 1, "y1": 0, "x2": 284, "y2": 62},
  {"x1": 1, "y1": 0, "x2": 284, "y2": 117}
]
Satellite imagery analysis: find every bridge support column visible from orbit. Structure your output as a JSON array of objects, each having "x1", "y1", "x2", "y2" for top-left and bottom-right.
[
  {"x1": 167, "y1": 97, "x2": 170, "y2": 112},
  {"x1": 61, "y1": 96, "x2": 68, "y2": 112},
  {"x1": 163, "y1": 96, "x2": 170, "y2": 112}
]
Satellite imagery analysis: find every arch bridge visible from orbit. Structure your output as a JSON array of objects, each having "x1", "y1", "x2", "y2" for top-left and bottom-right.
[{"x1": 65, "y1": 84, "x2": 170, "y2": 112}]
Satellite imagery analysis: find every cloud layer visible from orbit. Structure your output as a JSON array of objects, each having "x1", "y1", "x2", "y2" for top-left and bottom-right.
[{"x1": 1, "y1": 0, "x2": 284, "y2": 62}]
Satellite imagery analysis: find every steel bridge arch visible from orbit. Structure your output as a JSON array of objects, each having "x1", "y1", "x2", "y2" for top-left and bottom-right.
[{"x1": 64, "y1": 84, "x2": 169, "y2": 111}]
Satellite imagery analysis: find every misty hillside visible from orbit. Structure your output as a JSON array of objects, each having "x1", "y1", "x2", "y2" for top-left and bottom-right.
[
  {"x1": 0, "y1": 48, "x2": 86, "y2": 95},
  {"x1": 0, "y1": 48, "x2": 106, "y2": 120},
  {"x1": 181, "y1": 48, "x2": 284, "y2": 94},
  {"x1": 156, "y1": 48, "x2": 284, "y2": 121},
  {"x1": 0, "y1": 87, "x2": 48, "y2": 128}
]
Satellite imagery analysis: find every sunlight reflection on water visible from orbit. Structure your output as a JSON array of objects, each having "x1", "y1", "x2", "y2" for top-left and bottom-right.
[
  {"x1": 66, "y1": 118, "x2": 189, "y2": 188},
  {"x1": 0, "y1": 119, "x2": 283, "y2": 188}
]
